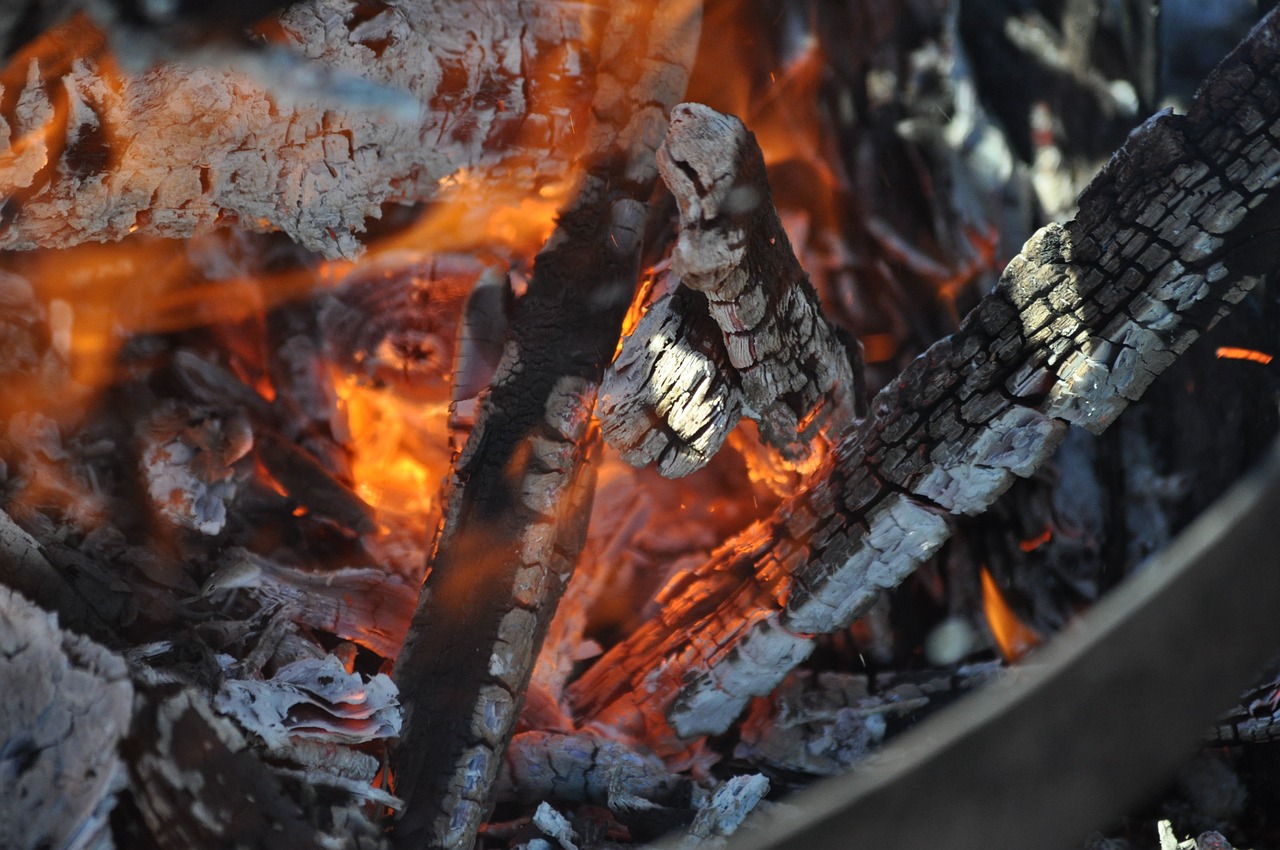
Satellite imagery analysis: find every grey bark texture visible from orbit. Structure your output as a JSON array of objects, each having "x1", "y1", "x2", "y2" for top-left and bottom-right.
[{"x1": 568, "y1": 9, "x2": 1280, "y2": 748}]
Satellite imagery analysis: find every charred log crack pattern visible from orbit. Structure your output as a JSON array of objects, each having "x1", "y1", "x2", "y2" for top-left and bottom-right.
[{"x1": 568, "y1": 10, "x2": 1280, "y2": 749}]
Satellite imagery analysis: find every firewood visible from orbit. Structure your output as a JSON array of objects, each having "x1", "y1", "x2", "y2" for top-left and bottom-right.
[
  {"x1": 733, "y1": 663, "x2": 1001, "y2": 778},
  {"x1": 568, "y1": 8, "x2": 1280, "y2": 747},
  {"x1": 126, "y1": 685, "x2": 350, "y2": 850},
  {"x1": 209, "y1": 547, "x2": 417, "y2": 660},
  {"x1": 387, "y1": 3, "x2": 702, "y2": 848},
  {"x1": 0, "y1": 0, "x2": 600, "y2": 258},
  {"x1": 601, "y1": 104, "x2": 865, "y2": 478},
  {"x1": 0, "y1": 585, "x2": 132, "y2": 850}
]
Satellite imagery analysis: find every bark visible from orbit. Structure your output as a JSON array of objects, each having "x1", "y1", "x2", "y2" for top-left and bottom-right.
[
  {"x1": 0, "y1": 585, "x2": 132, "y2": 850},
  {"x1": 567, "y1": 9, "x2": 1280, "y2": 748},
  {"x1": 387, "y1": 3, "x2": 702, "y2": 848},
  {"x1": 0, "y1": 0, "x2": 599, "y2": 258},
  {"x1": 600, "y1": 103, "x2": 865, "y2": 478}
]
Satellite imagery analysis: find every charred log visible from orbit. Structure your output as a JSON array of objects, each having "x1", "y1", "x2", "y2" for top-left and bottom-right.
[
  {"x1": 0, "y1": 0, "x2": 599, "y2": 257},
  {"x1": 387, "y1": 3, "x2": 702, "y2": 848},
  {"x1": 601, "y1": 103, "x2": 865, "y2": 478}
]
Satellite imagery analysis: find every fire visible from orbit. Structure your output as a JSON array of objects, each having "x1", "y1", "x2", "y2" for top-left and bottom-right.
[
  {"x1": 1215, "y1": 346, "x2": 1274, "y2": 365},
  {"x1": 980, "y1": 566, "x2": 1042, "y2": 663},
  {"x1": 331, "y1": 369, "x2": 451, "y2": 531}
]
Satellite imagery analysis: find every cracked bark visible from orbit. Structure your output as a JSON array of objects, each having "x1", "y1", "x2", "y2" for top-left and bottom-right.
[
  {"x1": 567, "y1": 8, "x2": 1280, "y2": 749},
  {"x1": 0, "y1": 0, "x2": 599, "y2": 258},
  {"x1": 600, "y1": 103, "x2": 865, "y2": 478},
  {"x1": 387, "y1": 3, "x2": 701, "y2": 849}
]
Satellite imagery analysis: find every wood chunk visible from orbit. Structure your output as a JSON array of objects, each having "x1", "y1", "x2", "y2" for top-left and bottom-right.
[
  {"x1": 208, "y1": 548, "x2": 417, "y2": 659},
  {"x1": 495, "y1": 731, "x2": 688, "y2": 808},
  {"x1": 734, "y1": 664, "x2": 1001, "y2": 778},
  {"x1": 137, "y1": 400, "x2": 253, "y2": 536},
  {"x1": 680, "y1": 774, "x2": 771, "y2": 848},
  {"x1": 569, "y1": 8, "x2": 1280, "y2": 748},
  {"x1": 601, "y1": 103, "x2": 864, "y2": 477},
  {"x1": 0, "y1": 586, "x2": 132, "y2": 850}
]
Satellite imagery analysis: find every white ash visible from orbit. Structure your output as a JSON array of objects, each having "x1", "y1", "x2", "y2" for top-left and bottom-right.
[
  {"x1": 214, "y1": 654, "x2": 401, "y2": 749},
  {"x1": 138, "y1": 403, "x2": 252, "y2": 535}
]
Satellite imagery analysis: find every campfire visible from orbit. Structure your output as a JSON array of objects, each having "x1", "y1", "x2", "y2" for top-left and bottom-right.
[{"x1": 4, "y1": 2, "x2": 1280, "y2": 850}]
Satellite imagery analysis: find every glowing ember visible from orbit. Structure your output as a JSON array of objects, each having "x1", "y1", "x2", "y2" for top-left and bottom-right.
[
  {"x1": 1018, "y1": 526, "x2": 1053, "y2": 553},
  {"x1": 1216, "y1": 346, "x2": 1275, "y2": 365}
]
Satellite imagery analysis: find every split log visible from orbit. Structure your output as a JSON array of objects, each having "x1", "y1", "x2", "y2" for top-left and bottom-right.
[
  {"x1": 0, "y1": 585, "x2": 132, "y2": 850},
  {"x1": 0, "y1": 0, "x2": 599, "y2": 258},
  {"x1": 568, "y1": 9, "x2": 1280, "y2": 748},
  {"x1": 388, "y1": 3, "x2": 702, "y2": 849},
  {"x1": 600, "y1": 104, "x2": 865, "y2": 478}
]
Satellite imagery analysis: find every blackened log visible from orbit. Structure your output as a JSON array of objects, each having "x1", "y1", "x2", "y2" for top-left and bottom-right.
[
  {"x1": 388, "y1": 3, "x2": 702, "y2": 848},
  {"x1": 568, "y1": 8, "x2": 1280, "y2": 747}
]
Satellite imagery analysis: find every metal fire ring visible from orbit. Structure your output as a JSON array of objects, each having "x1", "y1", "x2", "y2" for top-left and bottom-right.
[{"x1": 715, "y1": 437, "x2": 1280, "y2": 850}]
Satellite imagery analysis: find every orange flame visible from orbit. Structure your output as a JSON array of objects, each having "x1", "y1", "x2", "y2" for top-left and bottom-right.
[
  {"x1": 980, "y1": 566, "x2": 1042, "y2": 663},
  {"x1": 331, "y1": 370, "x2": 451, "y2": 525}
]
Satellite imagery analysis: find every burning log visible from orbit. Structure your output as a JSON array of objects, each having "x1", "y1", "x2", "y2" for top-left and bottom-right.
[
  {"x1": 0, "y1": 0, "x2": 598, "y2": 258},
  {"x1": 387, "y1": 3, "x2": 701, "y2": 848},
  {"x1": 601, "y1": 104, "x2": 866, "y2": 478},
  {"x1": 568, "y1": 9, "x2": 1280, "y2": 748}
]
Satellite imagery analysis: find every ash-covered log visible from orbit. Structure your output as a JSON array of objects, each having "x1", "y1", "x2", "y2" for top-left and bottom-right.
[
  {"x1": 569, "y1": 8, "x2": 1280, "y2": 749},
  {"x1": 0, "y1": 0, "x2": 598, "y2": 257}
]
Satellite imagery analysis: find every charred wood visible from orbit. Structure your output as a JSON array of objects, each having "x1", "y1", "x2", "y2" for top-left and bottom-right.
[
  {"x1": 388, "y1": 3, "x2": 702, "y2": 848},
  {"x1": 601, "y1": 103, "x2": 865, "y2": 478},
  {"x1": 125, "y1": 685, "x2": 353, "y2": 850},
  {"x1": 0, "y1": 0, "x2": 600, "y2": 257},
  {"x1": 568, "y1": 9, "x2": 1280, "y2": 747}
]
